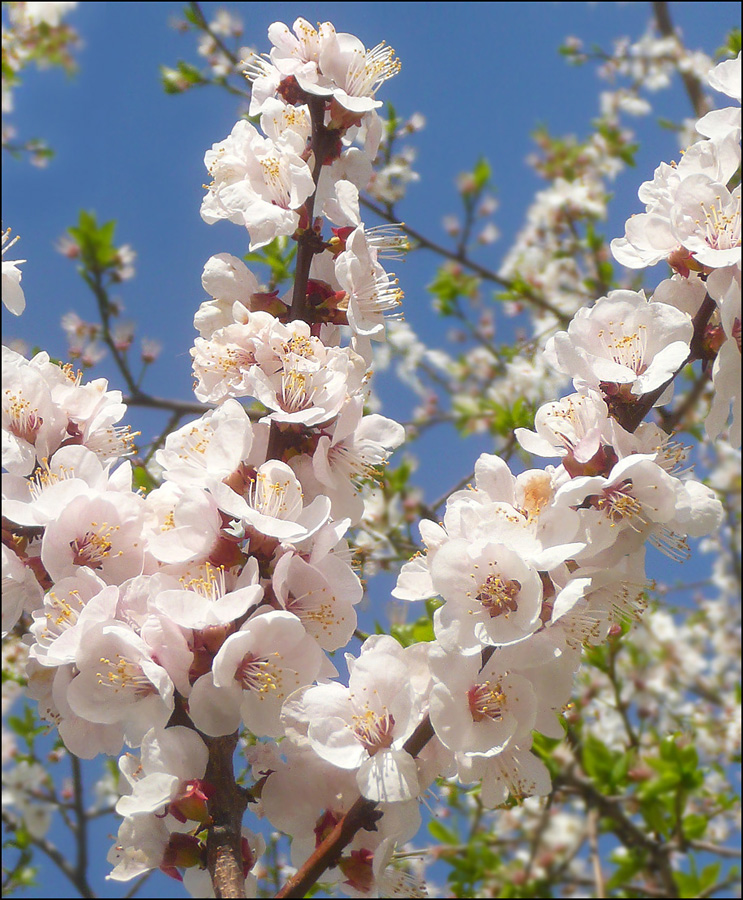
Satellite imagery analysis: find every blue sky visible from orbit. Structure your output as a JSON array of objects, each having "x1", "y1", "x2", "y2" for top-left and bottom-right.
[{"x1": 2, "y1": 3, "x2": 739, "y2": 897}]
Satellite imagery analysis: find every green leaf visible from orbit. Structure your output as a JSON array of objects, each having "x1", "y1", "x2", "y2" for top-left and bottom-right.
[
  {"x1": 132, "y1": 464, "x2": 156, "y2": 493},
  {"x1": 244, "y1": 236, "x2": 297, "y2": 287},
  {"x1": 682, "y1": 813, "x2": 708, "y2": 840},
  {"x1": 67, "y1": 209, "x2": 120, "y2": 271},
  {"x1": 160, "y1": 61, "x2": 205, "y2": 93},
  {"x1": 428, "y1": 818, "x2": 459, "y2": 844},
  {"x1": 582, "y1": 733, "x2": 620, "y2": 789},
  {"x1": 606, "y1": 847, "x2": 647, "y2": 891},
  {"x1": 721, "y1": 28, "x2": 741, "y2": 57},
  {"x1": 182, "y1": 5, "x2": 201, "y2": 27},
  {"x1": 472, "y1": 156, "x2": 492, "y2": 191}
]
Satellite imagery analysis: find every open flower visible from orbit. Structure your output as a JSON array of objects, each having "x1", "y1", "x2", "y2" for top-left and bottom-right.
[
  {"x1": 188, "y1": 610, "x2": 323, "y2": 738},
  {"x1": 429, "y1": 649, "x2": 539, "y2": 757},
  {"x1": 431, "y1": 538, "x2": 544, "y2": 653},
  {"x1": 544, "y1": 289, "x2": 693, "y2": 401},
  {"x1": 116, "y1": 726, "x2": 210, "y2": 820},
  {"x1": 201, "y1": 119, "x2": 314, "y2": 250},
  {"x1": 283, "y1": 638, "x2": 424, "y2": 802},
  {"x1": 211, "y1": 458, "x2": 331, "y2": 542}
]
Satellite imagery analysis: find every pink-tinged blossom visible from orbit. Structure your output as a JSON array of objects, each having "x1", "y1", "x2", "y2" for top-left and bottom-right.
[
  {"x1": 41, "y1": 491, "x2": 147, "y2": 584},
  {"x1": 144, "y1": 482, "x2": 223, "y2": 566},
  {"x1": 259, "y1": 742, "x2": 361, "y2": 853},
  {"x1": 154, "y1": 559, "x2": 262, "y2": 631},
  {"x1": 538, "y1": 562, "x2": 647, "y2": 652},
  {"x1": 26, "y1": 661, "x2": 126, "y2": 759},
  {"x1": 652, "y1": 272, "x2": 709, "y2": 318},
  {"x1": 670, "y1": 178, "x2": 741, "y2": 270},
  {"x1": 450, "y1": 454, "x2": 585, "y2": 568},
  {"x1": 494, "y1": 642, "x2": 579, "y2": 740},
  {"x1": 27, "y1": 568, "x2": 114, "y2": 667},
  {"x1": 65, "y1": 622, "x2": 177, "y2": 743},
  {"x1": 431, "y1": 538, "x2": 544, "y2": 653},
  {"x1": 200, "y1": 119, "x2": 315, "y2": 251},
  {"x1": 283, "y1": 639, "x2": 424, "y2": 802},
  {"x1": 697, "y1": 50, "x2": 741, "y2": 145},
  {"x1": 311, "y1": 396, "x2": 405, "y2": 524},
  {"x1": 610, "y1": 136, "x2": 740, "y2": 270},
  {"x1": 544, "y1": 289, "x2": 693, "y2": 400},
  {"x1": 244, "y1": 19, "x2": 335, "y2": 116},
  {"x1": 456, "y1": 744, "x2": 552, "y2": 808},
  {"x1": 2, "y1": 347, "x2": 135, "y2": 466},
  {"x1": 107, "y1": 813, "x2": 182, "y2": 882},
  {"x1": 195, "y1": 254, "x2": 262, "y2": 337},
  {"x1": 190, "y1": 311, "x2": 280, "y2": 403},
  {"x1": 515, "y1": 391, "x2": 612, "y2": 464},
  {"x1": 392, "y1": 519, "x2": 447, "y2": 602},
  {"x1": 268, "y1": 17, "x2": 334, "y2": 75},
  {"x1": 250, "y1": 326, "x2": 367, "y2": 426},
  {"x1": 189, "y1": 610, "x2": 323, "y2": 738},
  {"x1": 156, "y1": 400, "x2": 257, "y2": 487},
  {"x1": 258, "y1": 741, "x2": 420, "y2": 872},
  {"x1": 335, "y1": 227, "x2": 404, "y2": 338},
  {"x1": 338, "y1": 836, "x2": 428, "y2": 899},
  {"x1": 316, "y1": 31, "x2": 400, "y2": 115},
  {"x1": 260, "y1": 97, "x2": 311, "y2": 149},
  {"x1": 708, "y1": 51, "x2": 741, "y2": 101},
  {"x1": 3, "y1": 445, "x2": 115, "y2": 528},
  {"x1": 556, "y1": 454, "x2": 722, "y2": 564},
  {"x1": 705, "y1": 266, "x2": 742, "y2": 444},
  {"x1": 394, "y1": 452, "x2": 583, "y2": 610},
  {"x1": 2, "y1": 348, "x2": 68, "y2": 475},
  {"x1": 2, "y1": 543, "x2": 43, "y2": 636},
  {"x1": 116, "y1": 726, "x2": 209, "y2": 819},
  {"x1": 211, "y1": 458, "x2": 331, "y2": 543},
  {"x1": 272, "y1": 551, "x2": 358, "y2": 651},
  {"x1": 707, "y1": 337, "x2": 741, "y2": 446},
  {"x1": 429, "y1": 649, "x2": 539, "y2": 756}
]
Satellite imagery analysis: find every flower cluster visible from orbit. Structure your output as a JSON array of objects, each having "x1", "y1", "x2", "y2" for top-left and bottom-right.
[
  {"x1": 2, "y1": 16, "x2": 413, "y2": 894},
  {"x1": 387, "y1": 52, "x2": 737, "y2": 819},
  {"x1": 611, "y1": 52, "x2": 741, "y2": 444},
  {"x1": 1, "y1": 18, "x2": 738, "y2": 899},
  {"x1": 2, "y1": 1, "x2": 80, "y2": 165}
]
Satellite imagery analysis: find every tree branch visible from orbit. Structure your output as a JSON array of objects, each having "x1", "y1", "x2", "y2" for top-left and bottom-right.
[
  {"x1": 360, "y1": 194, "x2": 572, "y2": 325},
  {"x1": 205, "y1": 732, "x2": 249, "y2": 898},
  {"x1": 652, "y1": 2, "x2": 710, "y2": 119}
]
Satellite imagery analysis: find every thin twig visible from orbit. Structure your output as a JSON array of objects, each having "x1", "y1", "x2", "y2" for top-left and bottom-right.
[
  {"x1": 652, "y1": 2, "x2": 710, "y2": 119},
  {"x1": 360, "y1": 195, "x2": 572, "y2": 324},
  {"x1": 1, "y1": 809, "x2": 95, "y2": 899}
]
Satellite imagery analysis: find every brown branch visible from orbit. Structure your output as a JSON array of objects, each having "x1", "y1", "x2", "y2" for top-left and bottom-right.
[
  {"x1": 70, "y1": 755, "x2": 89, "y2": 891},
  {"x1": 273, "y1": 712, "x2": 436, "y2": 899},
  {"x1": 1, "y1": 809, "x2": 95, "y2": 899},
  {"x1": 289, "y1": 96, "x2": 337, "y2": 322},
  {"x1": 652, "y1": 2, "x2": 710, "y2": 119},
  {"x1": 274, "y1": 795, "x2": 381, "y2": 899},
  {"x1": 207, "y1": 91, "x2": 354, "y2": 900},
  {"x1": 555, "y1": 769, "x2": 679, "y2": 898},
  {"x1": 205, "y1": 732, "x2": 249, "y2": 898},
  {"x1": 123, "y1": 391, "x2": 213, "y2": 417},
  {"x1": 359, "y1": 194, "x2": 572, "y2": 325},
  {"x1": 588, "y1": 807, "x2": 605, "y2": 898}
]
